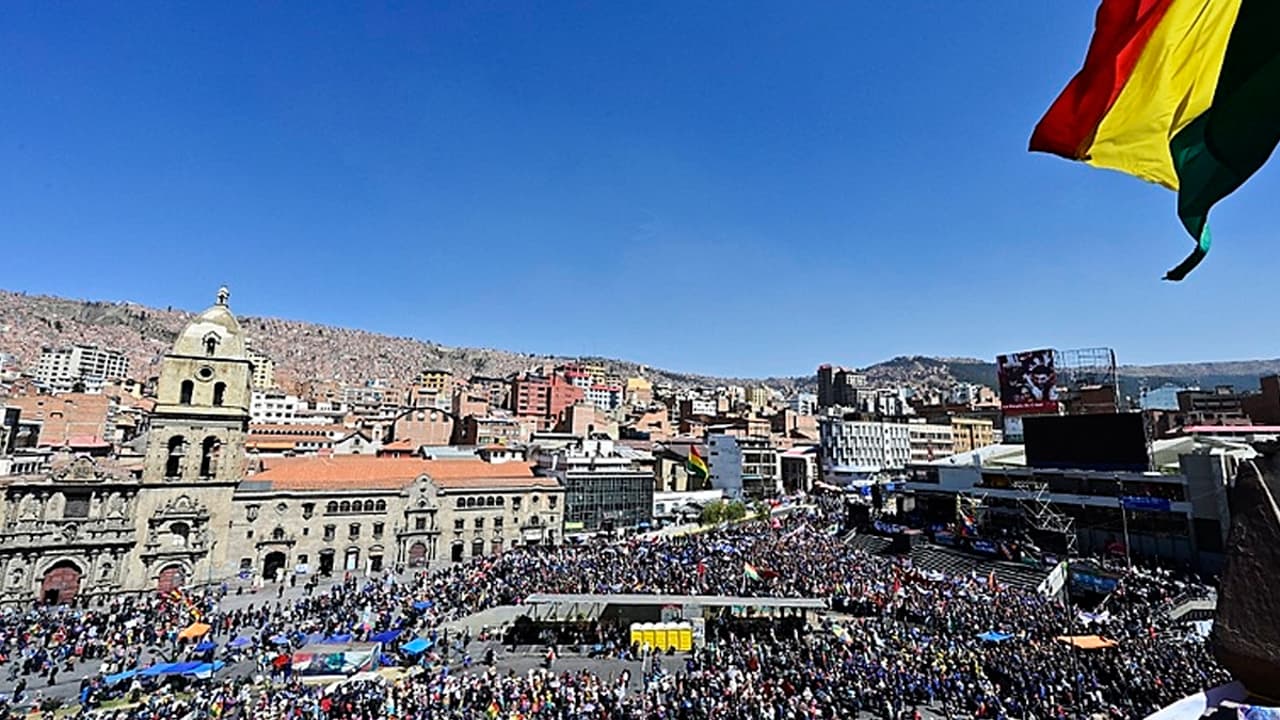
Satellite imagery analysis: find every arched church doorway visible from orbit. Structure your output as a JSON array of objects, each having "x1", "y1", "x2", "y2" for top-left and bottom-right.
[
  {"x1": 263, "y1": 552, "x2": 288, "y2": 583},
  {"x1": 450, "y1": 542, "x2": 464, "y2": 563},
  {"x1": 408, "y1": 542, "x2": 427, "y2": 568},
  {"x1": 41, "y1": 561, "x2": 82, "y2": 605},
  {"x1": 157, "y1": 565, "x2": 185, "y2": 595}
]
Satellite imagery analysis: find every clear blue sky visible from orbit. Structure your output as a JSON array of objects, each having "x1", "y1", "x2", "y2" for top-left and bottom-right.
[{"x1": 3, "y1": 3, "x2": 1277, "y2": 378}]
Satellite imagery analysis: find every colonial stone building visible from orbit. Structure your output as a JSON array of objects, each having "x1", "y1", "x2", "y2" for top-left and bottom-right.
[
  {"x1": 233, "y1": 456, "x2": 563, "y2": 579},
  {"x1": 0, "y1": 289, "x2": 564, "y2": 606}
]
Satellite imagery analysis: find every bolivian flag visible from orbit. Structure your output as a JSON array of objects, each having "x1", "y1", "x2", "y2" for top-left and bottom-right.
[
  {"x1": 743, "y1": 562, "x2": 762, "y2": 582},
  {"x1": 1030, "y1": 0, "x2": 1280, "y2": 280},
  {"x1": 686, "y1": 445, "x2": 709, "y2": 482}
]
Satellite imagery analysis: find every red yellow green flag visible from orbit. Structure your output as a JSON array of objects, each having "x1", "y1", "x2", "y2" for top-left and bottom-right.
[
  {"x1": 686, "y1": 445, "x2": 709, "y2": 482},
  {"x1": 1031, "y1": 0, "x2": 1280, "y2": 280}
]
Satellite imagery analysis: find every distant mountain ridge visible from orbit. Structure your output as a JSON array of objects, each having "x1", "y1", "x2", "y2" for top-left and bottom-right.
[{"x1": 1, "y1": 290, "x2": 1278, "y2": 397}]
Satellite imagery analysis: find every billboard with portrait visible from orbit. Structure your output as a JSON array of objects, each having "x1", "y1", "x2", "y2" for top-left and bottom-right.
[{"x1": 996, "y1": 349, "x2": 1060, "y2": 414}]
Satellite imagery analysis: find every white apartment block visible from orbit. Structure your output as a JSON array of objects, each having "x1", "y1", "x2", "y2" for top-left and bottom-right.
[
  {"x1": 250, "y1": 390, "x2": 300, "y2": 424},
  {"x1": 907, "y1": 422, "x2": 954, "y2": 463},
  {"x1": 246, "y1": 348, "x2": 276, "y2": 390},
  {"x1": 35, "y1": 345, "x2": 129, "y2": 393},
  {"x1": 818, "y1": 417, "x2": 911, "y2": 482},
  {"x1": 788, "y1": 392, "x2": 818, "y2": 416},
  {"x1": 585, "y1": 385, "x2": 622, "y2": 411}
]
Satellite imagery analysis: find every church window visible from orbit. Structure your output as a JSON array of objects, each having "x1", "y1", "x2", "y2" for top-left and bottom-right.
[
  {"x1": 180, "y1": 381, "x2": 194, "y2": 405},
  {"x1": 63, "y1": 493, "x2": 90, "y2": 519},
  {"x1": 455, "y1": 498, "x2": 463, "y2": 508},
  {"x1": 272, "y1": 527, "x2": 286, "y2": 541},
  {"x1": 349, "y1": 523, "x2": 360, "y2": 539},
  {"x1": 170, "y1": 522, "x2": 190, "y2": 547},
  {"x1": 486, "y1": 497, "x2": 495, "y2": 507},
  {"x1": 327, "y1": 502, "x2": 338, "y2": 514},
  {"x1": 373, "y1": 522, "x2": 384, "y2": 538},
  {"x1": 212, "y1": 383, "x2": 226, "y2": 407},
  {"x1": 323, "y1": 525, "x2": 335, "y2": 541},
  {"x1": 375, "y1": 500, "x2": 387, "y2": 512},
  {"x1": 302, "y1": 503, "x2": 314, "y2": 519},
  {"x1": 352, "y1": 501, "x2": 364, "y2": 513},
  {"x1": 339, "y1": 501, "x2": 351, "y2": 513},
  {"x1": 205, "y1": 336, "x2": 218, "y2": 356},
  {"x1": 199, "y1": 437, "x2": 221, "y2": 478},
  {"x1": 166, "y1": 436, "x2": 187, "y2": 479}
]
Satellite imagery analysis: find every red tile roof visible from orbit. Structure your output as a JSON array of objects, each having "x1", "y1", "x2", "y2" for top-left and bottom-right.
[
  {"x1": 6, "y1": 393, "x2": 111, "y2": 448},
  {"x1": 421, "y1": 459, "x2": 555, "y2": 489},
  {"x1": 252, "y1": 456, "x2": 429, "y2": 491},
  {"x1": 249, "y1": 456, "x2": 557, "y2": 492}
]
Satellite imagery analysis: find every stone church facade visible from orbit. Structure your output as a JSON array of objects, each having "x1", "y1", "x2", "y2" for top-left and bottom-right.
[{"x1": 0, "y1": 289, "x2": 563, "y2": 607}]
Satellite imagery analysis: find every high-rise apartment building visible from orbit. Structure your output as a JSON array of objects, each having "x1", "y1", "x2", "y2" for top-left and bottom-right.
[
  {"x1": 246, "y1": 347, "x2": 276, "y2": 390},
  {"x1": 35, "y1": 345, "x2": 129, "y2": 393},
  {"x1": 816, "y1": 364, "x2": 865, "y2": 409},
  {"x1": 818, "y1": 416, "x2": 911, "y2": 482}
]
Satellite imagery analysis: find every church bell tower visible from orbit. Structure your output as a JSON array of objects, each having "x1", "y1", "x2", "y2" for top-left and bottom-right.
[{"x1": 143, "y1": 286, "x2": 252, "y2": 484}]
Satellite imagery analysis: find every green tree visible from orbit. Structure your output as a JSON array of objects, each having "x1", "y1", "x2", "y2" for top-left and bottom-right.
[
  {"x1": 700, "y1": 501, "x2": 725, "y2": 526},
  {"x1": 725, "y1": 500, "x2": 748, "y2": 522}
]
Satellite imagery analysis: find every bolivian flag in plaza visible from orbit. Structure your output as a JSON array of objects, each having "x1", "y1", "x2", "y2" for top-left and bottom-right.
[
  {"x1": 1030, "y1": 0, "x2": 1280, "y2": 280},
  {"x1": 686, "y1": 445, "x2": 709, "y2": 482}
]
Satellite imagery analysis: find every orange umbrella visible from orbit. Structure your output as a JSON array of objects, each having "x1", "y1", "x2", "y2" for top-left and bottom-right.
[{"x1": 178, "y1": 623, "x2": 211, "y2": 641}]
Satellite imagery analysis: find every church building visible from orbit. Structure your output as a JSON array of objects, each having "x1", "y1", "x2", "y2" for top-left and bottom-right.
[{"x1": 0, "y1": 289, "x2": 563, "y2": 606}]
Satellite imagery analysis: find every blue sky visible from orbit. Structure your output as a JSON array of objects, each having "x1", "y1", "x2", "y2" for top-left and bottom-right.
[{"x1": 3, "y1": 3, "x2": 1278, "y2": 378}]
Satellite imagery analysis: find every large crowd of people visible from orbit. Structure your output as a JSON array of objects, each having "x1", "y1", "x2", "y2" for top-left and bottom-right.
[{"x1": 0, "y1": 502, "x2": 1232, "y2": 719}]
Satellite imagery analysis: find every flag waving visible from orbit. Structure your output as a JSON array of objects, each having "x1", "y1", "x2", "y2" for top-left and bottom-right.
[
  {"x1": 686, "y1": 445, "x2": 709, "y2": 483},
  {"x1": 1030, "y1": 0, "x2": 1280, "y2": 281},
  {"x1": 743, "y1": 562, "x2": 762, "y2": 582}
]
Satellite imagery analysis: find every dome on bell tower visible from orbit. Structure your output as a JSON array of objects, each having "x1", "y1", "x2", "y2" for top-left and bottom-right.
[{"x1": 171, "y1": 286, "x2": 247, "y2": 359}]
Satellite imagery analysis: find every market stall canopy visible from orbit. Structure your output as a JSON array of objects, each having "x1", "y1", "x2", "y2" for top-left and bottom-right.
[
  {"x1": 1056, "y1": 635, "x2": 1118, "y2": 650},
  {"x1": 178, "y1": 623, "x2": 211, "y2": 641},
  {"x1": 400, "y1": 638, "x2": 430, "y2": 655}
]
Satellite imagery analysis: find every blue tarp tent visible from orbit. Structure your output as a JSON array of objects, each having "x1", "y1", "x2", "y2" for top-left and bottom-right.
[
  {"x1": 163, "y1": 662, "x2": 204, "y2": 676},
  {"x1": 322, "y1": 633, "x2": 353, "y2": 644},
  {"x1": 103, "y1": 669, "x2": 137, "y2": 686},
  {"x1": 977, "y1": 631, "x2": 1015, "y2": 643},
  {"x1": 370, "y1": 629, "x2": 401, "y2": 643},
  {"x1": 270, "y1": 634, "x2": 290, "y2": 645},
  {"x1": 401, "y1": 638, "x2": 430, "y2": 655},
  {"x1": 184, "y1": 661, "x2": 225, "y2": 679},
  {"x1": 228, "y1": 637, "x2": 250, "y2": 648},
  {"x1": 412, "y1": 600, "x2": 433, "y2": 610},
  {"x1": 194, "y1": 640, "x2": 216, "y2": 652},
  {"x1": 140, "y1": 663, "x2": 178, "y2": 677}
]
